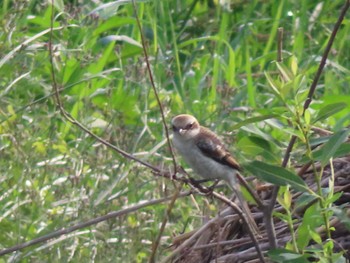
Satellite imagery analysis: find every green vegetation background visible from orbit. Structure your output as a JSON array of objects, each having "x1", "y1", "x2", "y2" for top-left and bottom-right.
[{"x1": 0, "y1": 0, "x2": 350, "y2": 262}]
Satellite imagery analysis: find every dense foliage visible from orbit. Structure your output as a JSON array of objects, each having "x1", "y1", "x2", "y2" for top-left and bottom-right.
[{"x1": 1, "y1": 0, "x2": 350, "y2": 262}]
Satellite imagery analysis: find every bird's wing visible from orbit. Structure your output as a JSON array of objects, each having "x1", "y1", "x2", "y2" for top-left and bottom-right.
[{"x1": 195, "y1": 127, "x2": 241, "y2": 171}]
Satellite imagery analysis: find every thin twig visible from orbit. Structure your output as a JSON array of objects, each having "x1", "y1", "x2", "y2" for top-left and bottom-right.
[
  {"x1": 149, "y1": 182, "x2": 184, "y2": 263},
  {"x1": 0, "y1": 71, "x2": 120, "y2": 125},
  {"x1": 303, "y1": 0, "x2": 350, "y2": 112},
  {"x1": 131, "y1": 0, "x2": 177, "y2": 175},
  {"x1": 263, "y1": 26, "x2": 287, "y2": 250},
  {"x1": 162, "y1": 193, "x2": 266, "y2": 263},
  {"x1": 0, "y1": 191, "x2": 193, "y2": 256},
  {"x1": 131, "y1": 2, "x2": 180, "y2": 261},
  {"x1": 236, "y1": 173, "x2": 264, "y2": 209},
  {"x1": 48, "y1": 1, "x2": 161, "y2": 173},
  {"x1": 277, "y1": 27, "x2": 283, "y2": 62},
  {"x1": 269, "y1": 135, "x2": 297, "y2": 211},
  {"x1": 160, "y1": 208, "x2": 234, "y2": 263},
  {"x1": 211, "y1": 192, "x2": 265, "y2": 263},
  {"x1": 160, "y1": 168, "x2": 265, "y2": 262}
]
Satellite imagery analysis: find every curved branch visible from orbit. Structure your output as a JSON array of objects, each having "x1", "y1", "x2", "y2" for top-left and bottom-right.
[{"x1": 0, "y1": 191, "x2": 193, "y2": 256}]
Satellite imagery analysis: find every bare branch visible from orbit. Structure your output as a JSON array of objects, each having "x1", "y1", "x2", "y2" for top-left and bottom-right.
[
  {"x1": 303, "y1": 0, "x2": 350, "y2": 112},
  {"x1": 131, "y1": 0, "x2": 177, "y2": 174},
  {"x1": 277, "y1": 27, "x2": 283, "y2": 62},
  {"x1": 0, "y1": 191, "x2": 193, "y2": 256}
]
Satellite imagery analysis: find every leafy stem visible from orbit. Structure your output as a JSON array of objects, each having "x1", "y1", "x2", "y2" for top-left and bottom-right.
[{"x1": 296, "y1": 111, "x2": 334, "y2": 260}]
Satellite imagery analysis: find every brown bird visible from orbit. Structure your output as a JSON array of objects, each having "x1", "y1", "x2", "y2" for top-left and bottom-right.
[{"x1": 172, "y1": 114, "x2": 258, "y2": 234}]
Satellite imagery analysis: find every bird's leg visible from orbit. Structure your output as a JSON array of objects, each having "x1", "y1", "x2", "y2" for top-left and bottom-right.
[
  {"x1": 188, "y1": 178, "x2": 219, "y2": 195},
  {"x1": 190, "y1": 178, "x2": 214, "y2": 184},
  {"x1": 207, "y1": 179, "x2": 220, "y2": 191}
]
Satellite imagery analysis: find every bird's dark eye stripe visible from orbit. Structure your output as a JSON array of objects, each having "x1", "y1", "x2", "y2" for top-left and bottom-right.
[
  {"x1": 185, "y1": 122, "x2": 194, "y2": 129},
  {"x1": 172, "y1": 125, "x2": 178, "y2": 132}
]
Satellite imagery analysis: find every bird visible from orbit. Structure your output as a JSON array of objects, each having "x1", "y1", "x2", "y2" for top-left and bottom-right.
[{"x1": 171, "y1": 114, "x2": 258, "y2": 234}]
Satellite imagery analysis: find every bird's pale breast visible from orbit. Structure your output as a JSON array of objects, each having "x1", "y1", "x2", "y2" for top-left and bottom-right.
[{"x1": 173, "y1": 134, "x2": 236, "y2": 182}]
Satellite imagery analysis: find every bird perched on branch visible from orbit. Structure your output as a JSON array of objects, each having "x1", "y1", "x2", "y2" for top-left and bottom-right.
[{"x1": 171, "y1": 114, "x2": 258, "y2": 234}]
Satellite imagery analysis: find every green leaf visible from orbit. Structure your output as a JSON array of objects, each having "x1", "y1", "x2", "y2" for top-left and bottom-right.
[
  {"x1": 309, "y1": 228, "x2": 322, "y2": 244},
  {"x1": 237, "y1": 136, "x2": 279, "y2": 162},
  {"x1": 240, "y1": 124, "x2": 275, "y2": 142},
  {"x1": 304, "y1": 109, "x2": 311, "y2": 125},
  {"x1": 244, "y1": 161, "x2": 310, "y2": 193},
  {"x1": 99, "y1": 35, "x2": 142, "y2": 48},
  {"x1": 88, "y1": 0, "x2": 149, "y2": 19},
  {"x1": 319, "y1": 129, "x2": 350, "y2": 167},
  {"x1": 264, "y1": 71, "x2": 285, "y2": 103},
  {"x1": 248, "y1": 136, "x2": 273, "y2": 151},
  {"x1": 313, "y1": 102, "x2": 347, "y2": 123},
  {"x1": 296, "y1": 202, "x2": 323, "y2": 250},
  {"x1": 290, "y1": 55, "x2": 298, "y2": 75},
  {"x1": 300, "y1": 141, "x2": 350, "y2": 164},
  {"x1": 232, "y1": 114, "x2": 279, "y2": 130},
  {"x1": 282, "y1": 186, "x2": 292, "y2": 209},
  {"x1": 94, "y1": 17, "x2": 136, "y2": 35},
  {"x1": 294, "y1": 192, "x2": 317, "y2": 212},
  {"x1": 268, "y1": 248, "x2": 310, "y2": 263},
  {"x1": 276, "y1": 62, "x2": 293, "y2": 82}
]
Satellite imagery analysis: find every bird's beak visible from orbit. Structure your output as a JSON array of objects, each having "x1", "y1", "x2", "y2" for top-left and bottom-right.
[{"x1": 179, "y1": 129, "x2": 186, "y2": 135}]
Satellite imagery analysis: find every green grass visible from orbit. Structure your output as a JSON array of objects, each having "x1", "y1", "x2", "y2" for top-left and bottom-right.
[{"x1": 1, "y1": 0, "x2": 350, "y2": 262}]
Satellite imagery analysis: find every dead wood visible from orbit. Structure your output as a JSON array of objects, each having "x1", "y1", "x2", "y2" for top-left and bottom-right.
[{"x1": 169, "y1": 157, "x2": 350, "y2": 262}]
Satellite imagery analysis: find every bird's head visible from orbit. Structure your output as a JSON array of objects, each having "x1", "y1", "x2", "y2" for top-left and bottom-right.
[{"x1": 171, "y1": 114, "x2": 200, "y2": 140}]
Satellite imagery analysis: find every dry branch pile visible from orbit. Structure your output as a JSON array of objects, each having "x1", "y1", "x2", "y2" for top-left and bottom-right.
[{"x1": 169, "y1": 157, "x2": 350, "y2": 263}]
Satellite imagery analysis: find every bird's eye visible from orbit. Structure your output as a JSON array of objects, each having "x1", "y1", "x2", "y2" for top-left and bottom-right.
[
  {"x1": 185, "y1": 122, "x2": 194, "y2": 130},
  {"x1": 172, "y1": 125, "x2": 178, "y2": 132}
]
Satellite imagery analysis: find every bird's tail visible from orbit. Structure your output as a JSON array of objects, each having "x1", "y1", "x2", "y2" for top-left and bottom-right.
[{"x1": 227, "y1": 176, "x2": 260, "y2": 236}]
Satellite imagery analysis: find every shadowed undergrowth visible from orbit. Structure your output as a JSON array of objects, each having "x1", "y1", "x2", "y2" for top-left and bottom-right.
[{"x1": 1, "y1": 0, "x2": 350, "y2": 262}]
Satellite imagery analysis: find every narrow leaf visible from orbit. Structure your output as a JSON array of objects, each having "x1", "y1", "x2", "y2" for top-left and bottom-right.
[
  {"x1": 268, "y1": 248, "x2": 310, "y2": 262},
  {"x1": 313, "y1": 102, "x2": 347, "y2": 123},
  {"x1": 244, "y1": 161, "x2": 309, "y2": 192},
  {"x1": 305, "y1": 143, "x2": 350, "y2": 163},
  {"x1": 88, "y1": 0, "x2": 149, "y2": 19},
  {"x1": 99, "y1": 35, "x2": 142, "y2": 48},
  {"x1": 304, "y1": 109, "x2": 311, "y2": 125},
  {"x1": 232, "y1": 114, "x2": 278, "y2": 129},
  {"x1": 276, "y1": 62, "x2": 293, "y2": 82},
  {"x1": 296, "y1": 202, "x2": 323, "y2": 250},
  {"x1": 290, "y1": 55, "x2": 298, "y2": 75},
  {"x1": 264, "y1": 71, "x2": 285, "y2": 103},
  {"x1": 319, "y1": 129, "x2": 350, "y2": 167}
]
